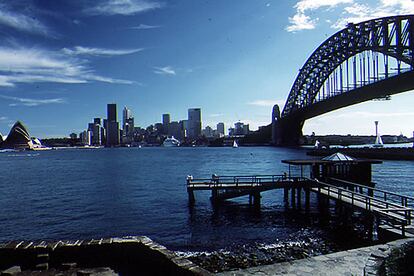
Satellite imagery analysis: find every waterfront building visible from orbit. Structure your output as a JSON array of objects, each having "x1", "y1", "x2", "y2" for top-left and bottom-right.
[
  {"x1": 202, "y1": 126, "x2": 214, "y2": 138},
  {"x1": 169, "y1": 121, "x2": 182, "y2": 140},
  {"x1": 231, "y1": 121, "x2": 250, "y2": 136},
  {"x1": 188, "y1": 108, "x2": 201, "y2": 139},
  {"x1": 0, "y1": 121, "x2": 31, "y2": 149},
  {"x1": 94, "y1": 118, "x2": 101, "y2": 125},
  {"x1": 69, "y1": 133, "x2": 77, "y2": 140},
  {"x1": 217, "y1": 122, "x2": 225, "y2": 136},
  {"x1": 106, "y1": 103, "x2": 120, "y2": 146},
  {"x1": 80, "y1": 130, "x2": 92, "y2": 146},
  {"x1": 180, "y1": 120, "x2": 188, "y2": 138}
]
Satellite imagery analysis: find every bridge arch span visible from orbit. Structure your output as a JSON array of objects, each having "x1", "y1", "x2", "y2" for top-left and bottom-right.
[{"x1": 274, "y1": 15, "x2": 414, "y2": 146}]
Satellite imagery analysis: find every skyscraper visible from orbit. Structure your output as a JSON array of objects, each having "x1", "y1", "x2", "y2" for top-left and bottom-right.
[
  {"x1": 106, "y1": 103, "x2": 120, "y2": 146},
  {"x1": 123, "y1": 106, "x2": 132, "y2": 129},
  {"x1": 162, "y1": 113, "x2": 170, "y2": 135},
  {"x1": 122, "y1": 106, "x2": 134, "y2": 140},
  {"x1": 92, "y1": 118, "x2": 102, "y2": 146},
  {"x1": 188, "y1": 108, "x2": 201, "y2": 139}
]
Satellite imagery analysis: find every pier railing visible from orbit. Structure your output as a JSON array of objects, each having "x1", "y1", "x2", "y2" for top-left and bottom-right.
[
  {"x1": 186, "y1": 174, "x2": 306, "y2": 189},
  {"x1": 312, "y1": 178, "x2": 413, "y2": 235},
  {"x1": 328, "y1": 178, "x2": 414, "y2": 211}
]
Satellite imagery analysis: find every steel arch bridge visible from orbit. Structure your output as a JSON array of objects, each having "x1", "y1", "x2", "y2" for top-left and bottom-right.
[{"x1": 273, "y1": 15, "x2": 414, "y2": 145}]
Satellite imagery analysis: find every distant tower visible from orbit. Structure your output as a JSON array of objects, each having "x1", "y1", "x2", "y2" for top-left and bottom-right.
[
  {"x1": 106, "y1": 103, "x2": 120, "y2": 146},
  {"x1": 375, "y1": 121, "x2": 379, "y2": 137},
  {"x1": 188, "y1": 108, "x2": 201, "y2": 139}
]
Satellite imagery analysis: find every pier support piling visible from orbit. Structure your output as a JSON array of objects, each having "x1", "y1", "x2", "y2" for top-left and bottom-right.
[
  {"x1": 297, "y1": 188, "x2": 302, "y2": 207},
  {"x1": 291, "y1": 188, "x2": 296, "y2": 207},
  {"x1": 284, "y1": 188, "x2": 289, "y2": 203},
  {"x1": 188, "y1": 190, "x2": 195, "y2": 205}
]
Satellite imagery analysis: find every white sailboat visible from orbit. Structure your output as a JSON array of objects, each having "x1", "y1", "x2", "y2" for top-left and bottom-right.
[{"x1": 232, "y1": 140, "x2": 238, "y2": 148}]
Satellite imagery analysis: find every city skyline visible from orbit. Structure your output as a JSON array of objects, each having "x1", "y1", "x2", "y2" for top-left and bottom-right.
[
  {"x1": 78, "y1": 103, "x2": 238, "y2": 145},
  {"x1": 0, "y1": 1, "x2": 413, "y2": 138}
]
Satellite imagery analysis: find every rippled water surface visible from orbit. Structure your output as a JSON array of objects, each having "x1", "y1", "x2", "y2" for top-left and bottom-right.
[{"x1": 0, "y1": 147, "x2": 413, "y2": 251}]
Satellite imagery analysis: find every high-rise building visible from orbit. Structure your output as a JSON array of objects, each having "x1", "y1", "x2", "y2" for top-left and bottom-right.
[
  {"x1": 123, "y1": 107, "x2": 132, "y2": 128},
  {"x1": 92, "y1": 118, "x2": 102, "y2": 146},
  {"x1": 169, "y1": 121, "x2": 182, "y2": 140},
  {"x1": 217, "y1": 122, "x2": 225, "y2": 136},
  {"x1": 180, "y1": 120, "x2": 188, "y2": 138},
  {"x1": 106, "y1": 103, "x2": 120, "y2": 146},
  {"x1": 188, "y1": 108, "x2": 201, "y2": 139},
  {"x1": 162, "y1": 113, "x2": 170, "y2": 135}
]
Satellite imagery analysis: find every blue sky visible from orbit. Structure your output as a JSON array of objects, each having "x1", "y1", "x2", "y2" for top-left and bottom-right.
[{"x1": 0, "y1": 0, "x2": 413, "y2": 138}]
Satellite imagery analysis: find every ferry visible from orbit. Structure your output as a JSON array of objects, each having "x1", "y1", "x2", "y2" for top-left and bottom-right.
[{"x1": 162, "y1": 136, "x2": 180, "y2": 147}]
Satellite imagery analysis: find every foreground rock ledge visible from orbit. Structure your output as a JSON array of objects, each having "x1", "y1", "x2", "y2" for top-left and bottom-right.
[
  {"x1": 0, "y1": 236, "x2": 210, "y2": 276},
  {"x1": 217, "y1": 238, "x2": 414, "y2": 276}
]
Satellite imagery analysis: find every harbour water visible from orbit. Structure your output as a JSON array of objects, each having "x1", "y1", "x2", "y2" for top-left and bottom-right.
[{"x1": 0, "y1": 147, "x2": 413, "y2": 254}]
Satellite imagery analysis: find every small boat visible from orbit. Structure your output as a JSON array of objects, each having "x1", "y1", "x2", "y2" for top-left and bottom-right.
[
  {"x1": 163, "y1": 136, "x2": 180, "y2": 147},
  {"x1": 232, "y1": 140, "x2": 238, "y2": 148}
]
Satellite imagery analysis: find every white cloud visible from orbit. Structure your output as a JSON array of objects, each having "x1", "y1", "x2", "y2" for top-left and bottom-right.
[
  {"x1": 248, "y1": 99, "x2": 285, "y2": 107},
  {"x1": 0, "y1": 47, "x2": 134, "y2": 87},
  {"x1": 332, "y1": 1, "x2": 414, "y2": 29},
  {"x1": 208, "y1": 113, "x2": 224, "y2": 118},
  {"x1": 153, "y1": 66, "x2": 176, "y2": 75},
  {"x1": 0, "y1": 95, "x2": 65, "y2": 107},
  {"x1": 0, "y1": 5, "x2": 51, "y2": 36},
  {"x1": 129, "y1": 24, "x2": 160, "y2": 30},
  {"x1": 287, "y1": 0, "x2": 414, "y2": 32},
  {"x1": 85, "y1": 0, "x2": 163, "y2": 16},
  {"x1": 62, "y1": 46, "x2": 144, "y2": 56},
  {"x1": 287, "y1": 0, "x2": 353, "y2": 32},
  {"x1": 286, "y1": 13, "x2": 316, "y2": 32}
]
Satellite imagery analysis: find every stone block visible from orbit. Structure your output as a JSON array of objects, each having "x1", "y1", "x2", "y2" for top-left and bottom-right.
[{"x1": 1, "y1": 266, "x2": 21, "y2": 275}]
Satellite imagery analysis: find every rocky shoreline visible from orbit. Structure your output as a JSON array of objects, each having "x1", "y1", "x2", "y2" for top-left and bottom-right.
[{"x1": 178, "y1": 229, "x2": 338, "y2": 273}]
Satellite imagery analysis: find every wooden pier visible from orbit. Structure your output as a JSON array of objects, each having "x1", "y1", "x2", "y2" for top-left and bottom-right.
[
  {"x1": 186, "y1": 174, "x2": 311, "y2": 205},
  {"x1": 186, "y1": 152, "x2": 414, "y2": 238}
]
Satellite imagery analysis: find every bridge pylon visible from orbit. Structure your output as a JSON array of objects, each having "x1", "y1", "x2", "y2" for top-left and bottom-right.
[{"x1": 272, "y1": 104, "x2": 303, "y2": 146}]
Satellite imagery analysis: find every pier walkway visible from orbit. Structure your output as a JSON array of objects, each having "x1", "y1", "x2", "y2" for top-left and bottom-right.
[{"x1": 187, "y1": 175, "x2": 414, "y2": 237}]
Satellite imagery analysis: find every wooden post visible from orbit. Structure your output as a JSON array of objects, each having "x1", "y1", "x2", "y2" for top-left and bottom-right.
[
  {"x1": 211, "y1": 188, "x2": 218, "y2": 202},
  {"x1": 253, "y1": 191, "x2": 261, "y2": 207},
  {"x1": 305, "y1": 188, "x2": 310, "y2": 210},
  {"x1": 297, "y1": 187, "x2": 302, "y2": 207},
  {"x1": 188, "y1": 190, "x2": 195, "y2": 205},
  {"x1": 284, "y1": 188, "x2": 289, "y2": 203},
  {"x1": 291, "y1": 188, "x2": 296, "y2": 207}
]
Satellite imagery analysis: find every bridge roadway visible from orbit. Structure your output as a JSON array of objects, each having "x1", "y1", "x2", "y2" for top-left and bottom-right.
[{"x1": 187, "y1": 175, "x2": 414, "y2": 237}]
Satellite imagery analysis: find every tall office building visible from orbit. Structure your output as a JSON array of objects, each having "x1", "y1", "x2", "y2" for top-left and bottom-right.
[
  {"x1": 162, "y1": 113, "x2": 170, "y2": 135},
  {"x1": 217, "y1": 122, "x2": 225, "y2": 136},
  {"x1": 92, "y1": 118, "x2": 102, "y2": 146},
  {"x1": 188, "y1": 108, "x2": 201, "y2": 139},
  {"x1": 123, "y1": 107, "x2": 132, "y2": 129},
  {"x1": 106, "y1": 103, "x2": 120, "y2": 146}
]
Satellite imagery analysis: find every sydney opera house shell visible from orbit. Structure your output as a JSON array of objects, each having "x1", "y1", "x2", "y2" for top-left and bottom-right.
[{"x1": 0, "y1": 121, "x2": 39, "y2": 150}]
